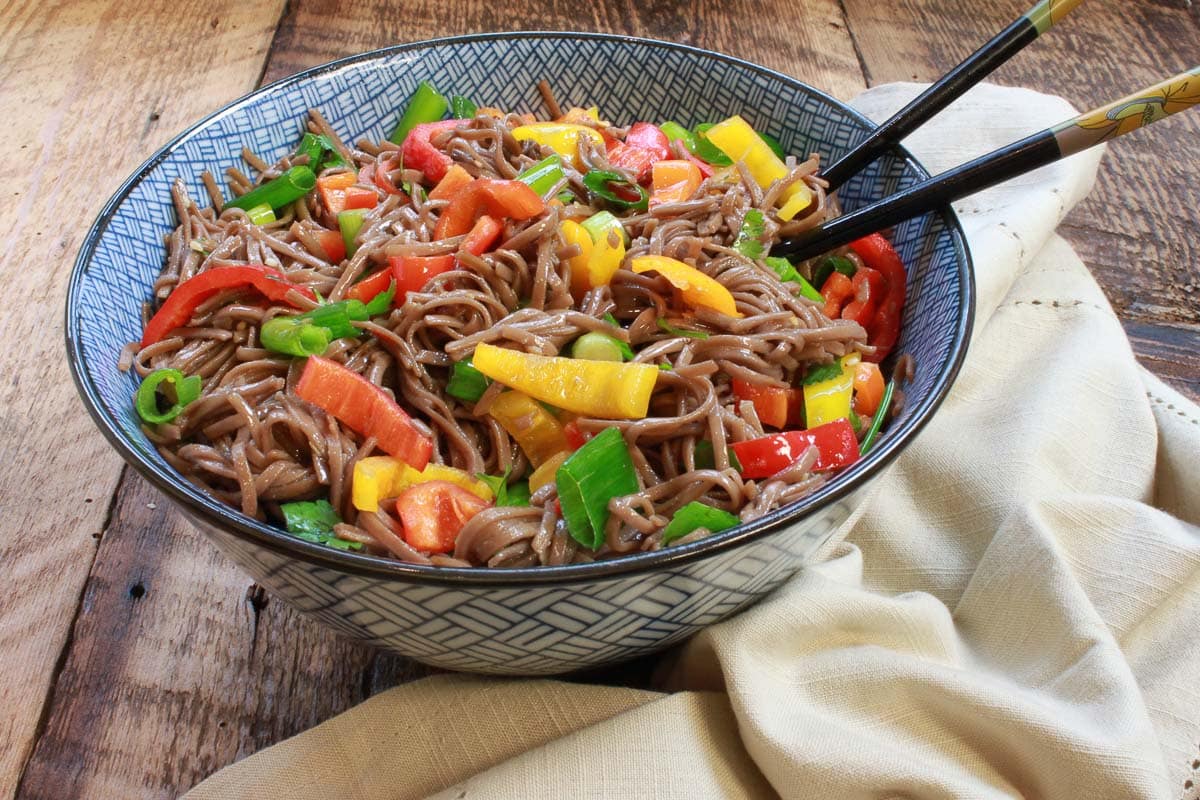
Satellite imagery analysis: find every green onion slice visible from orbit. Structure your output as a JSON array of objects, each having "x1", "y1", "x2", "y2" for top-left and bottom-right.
[
  {"x1": 246, "y1": 203, "x2": 276, "y2": 226},
  {"x1": 556, "y1": 427, "x2": 639, "y2": 549},
  {"x1": 691, "y1": 124, "x2": 734, "y2": 166},
  {"x1": 389, "y1": 81, "x2": 449, "y2": 144},
  {"x1": 811, "y1": 255, "x2": 857, "y2": 292},
  {"x1": 446, "y1": 360, "x2": 491, "y2": 403},
  {"x1": 860, "y1": 380, "x2": 896, "y2": 455},
  {"x1": 260, "y1": 315, "x2": 333, "y2": 358},
  {"x1": 764, "y1": 256, "x2": 823, "y2": 302},
  {"x1": 570, "y1": 332, "x2": 632, "y2": 362},
  {"x1": 338, "y1": 209, "x2": 367, "y2": 257},
  {"x1": 225, "y1": 165, "x2": 316, "y2": 212},
  {"x1": 135, "y1": 368, "x2": 202, "y2": 425},
  {"x1": 516, "y1": 155, "x2": 566, "y2": 197},
  {"x1": 658, "y1": 121, "x2": 697, "y2": 151},
  {"x1": 660, "y1": 501, "x2": 739, "y2": 545},
  {"x1": 583, "y1": 169, "x2": 649, "y2": 212},
  {"x1": 657, "y1": 318, "x2": 710, "y2": 340},
  {"x1": 450, "y1": 95, "x2": 478, "y2": 119},
  {"x1": 580, "y1": 210, "x2": 630, "y2": 246}
]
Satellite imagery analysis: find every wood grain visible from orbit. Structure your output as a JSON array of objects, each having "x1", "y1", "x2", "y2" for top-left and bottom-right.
[
  {"x1": 0, "y1": 1, "x2": 285, "y2": 797},
  {"x1": 840, "y1": 0, "x2": 1200, "y2": 400}
]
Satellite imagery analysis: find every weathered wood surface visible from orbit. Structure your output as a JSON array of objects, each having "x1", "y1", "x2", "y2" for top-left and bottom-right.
[{"x1": 4, "y1": 0, "x2": 1197, "y2": 797}]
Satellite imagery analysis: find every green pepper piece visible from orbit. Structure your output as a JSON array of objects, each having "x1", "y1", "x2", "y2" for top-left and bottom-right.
[{"x1": 583, "y1": 169, "x2": 649, "y2": 212}]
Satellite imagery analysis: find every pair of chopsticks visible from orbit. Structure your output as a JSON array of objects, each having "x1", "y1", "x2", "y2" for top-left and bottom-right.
[{"x1": 771, "y1": 0, "x2": 1200, "y2": 261}]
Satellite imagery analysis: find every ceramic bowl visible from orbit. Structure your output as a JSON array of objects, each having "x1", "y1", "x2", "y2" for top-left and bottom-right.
[{"x1": 67, "y1": 32, "x2": 973, "y2": 675}]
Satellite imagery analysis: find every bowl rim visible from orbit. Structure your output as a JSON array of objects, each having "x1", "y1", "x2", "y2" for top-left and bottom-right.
[{"x1": 66, "y1": 30, "x2": 975, "y2": 588}]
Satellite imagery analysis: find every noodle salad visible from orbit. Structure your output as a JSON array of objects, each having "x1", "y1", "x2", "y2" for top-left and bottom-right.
[{"x1": 125, "y1": 81, "x2": 907, "y2": 568}]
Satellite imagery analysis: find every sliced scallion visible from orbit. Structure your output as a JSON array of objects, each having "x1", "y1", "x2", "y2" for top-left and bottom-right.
[
  {"x1": 246, "y1": 203, "x2": 276, "y2": 226},
  {"x1": 860, "y1": 380, "x2": 896, "y2": 455},
  {"x1": 570, "y1": 332, "x2": 632, "y2": 362},
  {"x1": 389, "y1": 81, "x2": 449, "y2": 144},
  {"x1": 450, "y1": 95, "x2": 478, "y2": 119},
  {"x1": 516, "y1": 154, "x2": 566, "y2": 197},
  {"x1": 225, "y1": 165, "x2": 316, "y2": 212},
  {"x1": 338, "y1": 209, "x2": 367, "y2": 257},
  {"x1": 580, "y1": 210, "x2": 630, "y2": 247},
  {"x1": 658, "y1": 121, "x2": 697, "y2": 151},
  {"x1": 446, "y1": 360, "x2": 491, "y2": 403},
  {"x1": 657, "y1": 318, "x2": 709, "y2": 340},
  {"x1": 135, "y1": 368, "x2": 202, "y2": 425},
  {"x1": 764, "y1": 256, "x2": 823, "y2": 302},
  {"x1": 660, "y1": 501, "x2": 739, "y2": 545},
  {"x1": 556, "y1": 427, "x2": 638, "y2": 549},
  {"x1": 260, "y1": 315, "x2": 333, "y2": 358},
  {"x1": 583, "y1": 169, "x2": 649, "y2": 212}
]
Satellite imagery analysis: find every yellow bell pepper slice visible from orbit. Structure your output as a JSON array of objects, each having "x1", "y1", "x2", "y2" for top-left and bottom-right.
[
  {"x1": 351, "y1": 456, "x2": 403, "y2": 512},
  {"x1": 528, "y1": 450, "x2": 570, "y2": 494},
  {"x1": 487, "y1": 390, "x2": 570, "y2": 467},
  {"x1": 473, "y1": 342, "x2": 659, "y2": 420},
  {"x1": 560, "y1": 220, "x2": 594, "y2": 297},
  {"x1": 630, "y1": 255, "x2": 742, "y2": 318},
  {"x1": 803, "y1": 353, "x2": 860, "y2": 429},
  {"x1": 701, "y1": 115, "x2": 813, "y2": 220},
  {"x1": 556, "y1": 106, "x2": 601, "y2": 124},
  {"x1": 511, "y1": 123, "x2": 605, "y2": 170},
  {"x1": 587, "y1": 225, "x2": 626, "y2": 289},
  {"x1": 352, "y1": 457, "x2": 494, "y2": 512}
]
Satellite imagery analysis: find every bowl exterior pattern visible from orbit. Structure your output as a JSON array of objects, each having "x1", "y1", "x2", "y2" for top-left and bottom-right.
[
  {"x1": 194, "y1": 486, "x2": 866, "y2": 674},
  {"x1": 68, "y1": 34, "x2": 971, "y2": 674}
]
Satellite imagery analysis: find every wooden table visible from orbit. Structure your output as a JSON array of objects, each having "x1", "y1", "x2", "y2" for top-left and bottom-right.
[{"x1": 3, "y1": 1, "x2": 1197, "y2": 797}]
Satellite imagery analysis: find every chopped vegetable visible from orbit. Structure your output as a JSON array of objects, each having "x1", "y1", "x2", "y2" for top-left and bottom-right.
[
  {"x1": 394, "y1": 480, "x2": 490, "y2": 553},
  {"x1": 259, "y1": 314, "x2": 333, "y2": 357},
  {"x1": 461, "y1": 215, "x2": 503, "y2": 256},
  {"x1": 576, "y1": 211, "x2": 626, "y2": 289},
  {"x1": 848, "y1": 233, "x2": 906, "y2": 362},
  {"x1": 343, "y1": 185, "x2": 378, "y2": 210},
  {"x1": 840, "y1": 266, "x2": 884, "y2": 328},
  {"x1": 511, "y1": 122, "x2": 606, "y2": 169},
  {"x1": 280, "y1": 500, "x2": 361, "y2": 551},
  {"x1": 583, "y1": 169, "x2": 649, "y2": 211},
  {"x1": 487, "y1": 390, "x2": 570, "y2": 467},
  {"x1": 731, "y1": 379, "x2": 799, "y2": 430},
  {"x1": 246, "y1": 203, "x2": 276, "y2": 226},
  {"x1": 631, "y1": 255, "x2": 742, "y2": 318},
  {"x1": 446, "y1": 360, "x2": 491, "y2": 403},
  {"x1": 804, "y1": 353, "x2": 859, "y2": 428},
  {"x1": 570, "y1": 331, "x2": 632, "y2": 362},
  {"x1": 860, "y1": 380, "x2": 896, "y2": 454},
  {"x1": 398, "y1": 462, "x2": 494, "y2": 501},
  {"x1": 140, "y1": 264, "x2": 316, "y2": 347},
  {"x1": 389, "y1": 253, "x2": 456, "y2": 301},
  {"x1": 701, "y1": 115, "x2": 812, "y2": 218},
  {"x1": 656, "y1": 318, "x2": 709, "y2": 339},
  {"x1": 690, "y1": 123, "x2": 734, "y2": 166},
  {"x1": 450, "y1": 94, "x2": 478, "y2": 119},
  {"x1": 389, "y1": 81, "x2": 449, "y2": 144},
  {"x1": 556, "y1": 427, "x2": 638, "y2": 549},
  {"x1": 734, "y1": 209, "x2": 766, "y2": 259},
  {"x1": 763, "y1": 256, "x2": 823, "y2": 302},
  {"x1": 433, "y1": 178, "x2": 545, "y2": 239},
  {"x1": 560, "y1": 219, "x2": 594, "y2": 296},
  {"x1": 352, "y1": 456, "x2": 403, "y2": 512},
  {"x1": 401, "y1": 119, "x2": 462, "y2": 183},
  {"x1": 296, "y1": 356, "x2": 432, "y2": 469},
  {"x1": 649, "y1": 159, "x2": 702, "y2": 207},
  {"x1": 516, "y1": 155, "x2": 566, "y2": 197},
  {"x1": 606, "y1": 122, "x2": 671, "y2": 182},
  {"x1": 803, "y1": 360, "x2": 844, "y2": 386},
  {"x1": 820, "y1": 271, "x2": 854, "y2": 319},
  {"x1": 473, "y1": 342, "x2": 659, "y2": 420},
  {"x1": 579, "y1": 210, "x2": 629, "y2": 246},
  {"x1": 693, "y1": 440, "x2": 743, "y2": 471},
  {"x1": 529, "y1": 450, "x2": 570, "y2": 494},
  {"x1": 562, "y1": 419, "x2": 591, "y2": 451},
  {"x1": 225, "y1": 165, "x2": 316, "y2": 212},
  {"x1": 429, "y1": 164, "x2": 474, "y2": 201},
  {"x1": 658, "y1": 121, "x2": 697, "y2": 151},
  {"x1": 730, "y1": 419, "x2": 860, "y2": 479},
  {"x1": 338, "y1": 209, "x2": 367, "y2": 257},
  {"x1": 477, "y1": 470, "x2": 532, "y2": 507},
  {"x1": 316, "y1": 171, "x2": 358, "y2": 216},
  {"x1": 660, "y1": 501, "x2": 739, "y2": 545},
  {"x1": 135, "y1": 368, "x2": 201, "y2": 424},
  {"x1": 314, "y1": 228, "x2": 346, "y2": 262},
  {"x1": 811, "y1": 255, "x2": 857, "y2": 292},
  {"x1": 344, "y1": 268, "x2": 394, "y2": 306}
]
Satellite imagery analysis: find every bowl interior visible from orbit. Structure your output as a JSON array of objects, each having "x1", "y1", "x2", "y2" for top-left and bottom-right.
[{"x1": 68, "y1": 33, "x2": 971, "y2": 583}]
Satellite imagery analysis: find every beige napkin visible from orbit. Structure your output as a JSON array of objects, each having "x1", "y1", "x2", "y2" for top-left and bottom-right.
[{"x1": 185, "y1": 83, "x2": 1200, "y2": 800}]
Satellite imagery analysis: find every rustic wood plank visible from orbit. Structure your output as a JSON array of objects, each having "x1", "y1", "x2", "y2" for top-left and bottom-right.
[
  {"x1": 840, "y1": 0, "x2": 1200, "y2": 402},
  {"x1": 0, "y1": 1, "x2": 286, "y2": 797},
  {"x1": 261, "y1": 0, "x2": 867, "y2": 100},
  {"x1": 15, "y1": 473, "x2": 426, "y2": 799}
]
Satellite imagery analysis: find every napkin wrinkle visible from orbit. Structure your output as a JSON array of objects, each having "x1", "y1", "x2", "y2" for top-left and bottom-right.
[{"x1": 184, "y1": 82, "x2": 1200, "y2": 800}]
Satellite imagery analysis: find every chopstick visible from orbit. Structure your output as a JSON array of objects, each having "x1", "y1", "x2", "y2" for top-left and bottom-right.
[
  {"x1": 771, "y1": 67, "x2": 1200, "y2": 262},
  {"x1": 820, "y1": 0, "x2": 1086, "y2": 192}
]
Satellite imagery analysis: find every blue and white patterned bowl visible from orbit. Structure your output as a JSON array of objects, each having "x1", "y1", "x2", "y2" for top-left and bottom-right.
[{"x1": 67, "y1": 33, "x2": 973, "y2": 675}]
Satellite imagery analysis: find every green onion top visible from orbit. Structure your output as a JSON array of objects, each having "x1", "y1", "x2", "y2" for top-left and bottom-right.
[
  {"x1": 657, "y1": 319, "x2": 710, "y2": 340},
  {"x1": 446, "y1": 360, "x2": 491, "y2": 403},
  {"x1": 583, "y1": 170, "x2": 648, "y2": 212},
  {"x1": 260, "y1": 315, "x2": 333, "y2": 358},
  {"x1": 135, "y1": 368, "x2": 202, "y2": 425},
  {"x1": 860, "y1": 380, "x2": 896, "y2": 455},
  {"x1": 556, "y1": 427, "x2": 638, "y2": 549},
  {"x1": 660, "y1": 501, "x2": 739, "y2": 545},
  {"x1": 450, "y1": 95, "x2": 478, "y2": 119},
  {"x1": 516, "y1": 155, "x2": 566, "y2": 197},
  {"x1": 580, "y1": 211, "x2": 630, "y2": 246},
  {"x1": 764, "y1": 256, "x2": 823, "y2": 303},
  {"x1": 570, "y1": 332, "x2": 632, "y2": 362},
  {"x1": 389, "y1": 81, "x2": 449, "y2": 144},
  {"x1": 225, "y1": 165, "x2": 316, "y2": 212},
  {"x1": 338, "y1": 209, "x2": 367, "y2": 257}
]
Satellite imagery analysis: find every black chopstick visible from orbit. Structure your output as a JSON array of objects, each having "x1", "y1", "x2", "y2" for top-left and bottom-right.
[
  {"x1": 772, "y1": 67, "x2": 1200, "y2": 262},
  {"x1": 820, "y1": 0, "x2": 1086, "y2": 193}
]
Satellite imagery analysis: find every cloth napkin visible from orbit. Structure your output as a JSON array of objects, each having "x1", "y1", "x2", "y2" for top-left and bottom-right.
[{"x1": 184, "y1": 83, "x2": 1200, "y2": 800}]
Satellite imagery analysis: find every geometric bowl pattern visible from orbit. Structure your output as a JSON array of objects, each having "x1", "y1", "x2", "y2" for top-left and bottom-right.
[{"x1": 67, "y1": 33, "x2": 973, "y2": 674}]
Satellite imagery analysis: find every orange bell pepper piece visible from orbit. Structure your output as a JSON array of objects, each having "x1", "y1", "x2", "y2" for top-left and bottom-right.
[{"x1": 649, "y1": 159, "x2": 702, "y2": 207}]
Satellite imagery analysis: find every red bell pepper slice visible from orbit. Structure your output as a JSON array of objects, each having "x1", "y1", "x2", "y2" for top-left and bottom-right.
[
  {"x1": 730, "y1": 419, "x2": 860, "y2": 479},
  {"x1": 461, "y1": 215, "x2": 503, "y2": 256},
  {"x1": 389, "y1": 254, "x2": 456, "y2": 301},
  {"x1": 401, "y1": 119, "x2": 461, "y2": 184},
  {"x1": 344, "y1": 267, "x2": 395, "y2": 305},
  {"x1": 731, "y1": 379, "x2": 798, "y2": 430},
  {"x1": 624, "y1": 122, "x2": 672, "y2": 160},
  {"x1": 562, "y1": 419, "x2": 591, "y2": 451},
  {"x1": 394, "y1": 480, "x2": 491, "y2": 553},
  {"x1": 607, "y1": 122, "x2": 671, "y2": 183},
  {"x1": 429, "y1": 164, "x2": 474, "y2": 201},
  {"x1": 343, "y1": 185, "x2": 379, "y2": 210},
  {"x1": 840, "y1": 265, "x2": 883, "y2": 327},
  {"x1": 295, "y1": 356, "x2": 432, "y2": 469},
  {"x1": 820, "y1": 271, "x2": 854, "y2": 319},
  {"x1": 314, "y1": 229, "x2": 346, "y2": 263},
  {"x1": 141, "y1": 265, "x2": 317, "y2": 347},
  {"x1": 848, "y1": 234, "x2": 907, "y2": 362},
  {"x1": 432, "y1": 178, "x2": 545, "y2": 239}
]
